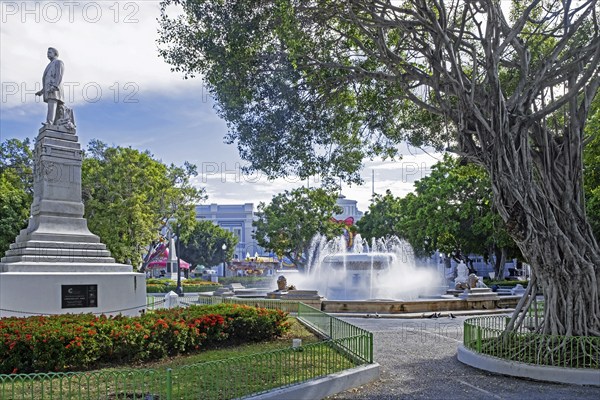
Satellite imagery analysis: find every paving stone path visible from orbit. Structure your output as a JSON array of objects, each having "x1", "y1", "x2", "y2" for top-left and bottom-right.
[{"x1": 327, "y1": 315, "x2": 599, "y2": 400}]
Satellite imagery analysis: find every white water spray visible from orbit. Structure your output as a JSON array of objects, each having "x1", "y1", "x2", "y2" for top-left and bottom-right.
[{"x1": 292, "y1": 234, "x2": 442, "y2": 300}]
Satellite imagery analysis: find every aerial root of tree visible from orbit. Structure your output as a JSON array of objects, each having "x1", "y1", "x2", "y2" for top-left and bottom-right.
[
  {"x1": 498, "y1": 272, "x2": 600, "y2": 368},
  {"x1": 483, "y1": 325, "x2": 600, "y2": 368}
]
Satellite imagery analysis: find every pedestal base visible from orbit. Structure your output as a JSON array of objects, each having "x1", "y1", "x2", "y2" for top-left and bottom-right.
[
  {"x1": 0, "y1": 271, "x2": 146, "y2": 318},
  {"x1": 0, "y1": 126, "x2": 149, "y2": 318},
  {"x1": 459, "y1": 287, "x2": 499, "y2": 301},
  {"x1": 267, "y1": 290, "x2": 323, "y2": 309}
]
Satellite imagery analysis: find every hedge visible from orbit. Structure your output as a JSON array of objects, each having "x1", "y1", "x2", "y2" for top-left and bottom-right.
[
  {"x1": 483, "y1": 279, "x2": 529, "y2": 288},
  {"x1": 146, "y1": 284, "x2": 220, "y2": 293},
  {"x1": 219, "y1": 276, "x2": 275, "y2": 288},
  {"x1": 0, "y1": 304, "x2": 289, "y2": 374}
]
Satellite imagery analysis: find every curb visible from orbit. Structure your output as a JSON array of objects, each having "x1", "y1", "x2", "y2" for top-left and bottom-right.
[
  {"x1": 330, "y1": 309, "x2": 514, "y2": 319},
  {"x1": 457, "y1": 345, "x2": 600, "y2": 386},
  {"x1": 242, "y1": 363, "x2": 381, "y2": 400}
]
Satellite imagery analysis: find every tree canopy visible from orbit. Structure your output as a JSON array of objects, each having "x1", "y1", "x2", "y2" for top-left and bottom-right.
[
  {"x1": 253, "y1": 187, "x2": 343, "y2": 268},
  {"x1": 159, "y1": 0, "x2": 600, "y2": 338},
  {"x1": 0, "y1": 138, "x2": 205, "y2": 269},
  {"x1": 356, "y1": 189, "x2": 404, "y2": 242},
  {"x1": 358, "y1": 156, "x2": 520, "y2": 276},
  {"x1": 82, "y1": 140, "x2": 205, "y2": 266},
  {"x1": 0, "y1": 139, "x2": 33, "y2": 254},
  {"x1": 584, "y1": 96, "x2": 600, "y2": 240},
  {"x1": 179, "y1": 219, "x2": 238, "y2": 268}
]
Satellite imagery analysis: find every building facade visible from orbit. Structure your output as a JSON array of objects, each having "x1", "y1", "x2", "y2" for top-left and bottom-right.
[
  {"x1": 195, "y1": 203, "x2": 266, "y2": 261},
  {"x1": 333, "y1": 195, "x2": 364, "y2": 223},
  {"x1": 196, "y1": 196, "x2": 364, "y2": 271}
]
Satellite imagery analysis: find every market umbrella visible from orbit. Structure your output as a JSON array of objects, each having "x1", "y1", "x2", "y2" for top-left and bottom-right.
[{"x1": 147, "y1": 248, "x2": 190, "y2": 270}]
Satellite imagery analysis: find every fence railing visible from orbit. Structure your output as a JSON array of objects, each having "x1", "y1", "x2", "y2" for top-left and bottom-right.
[
  {"x1": 1, "y1": 300, "x2": 373, "y2": 399},
  {"x1": 463, "y1": 315, "x2": 599, "y2": 369},
  {"x1": 297, "y1": 302, "x2": 373, "y2": 364}
]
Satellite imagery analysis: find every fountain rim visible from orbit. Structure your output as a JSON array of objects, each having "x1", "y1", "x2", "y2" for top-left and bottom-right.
[{"x1": 322, "y1": 252, "x2": 396, "y2": 262}]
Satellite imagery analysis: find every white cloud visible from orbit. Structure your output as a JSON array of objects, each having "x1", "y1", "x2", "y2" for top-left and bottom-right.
[
  {"x1": 1, "y1": 1, "x2": 197, "y2": 108},
  {"x1": 0, "y1": 1, "x2": 441, "y2": 214},
  {"x1": 194, "y1": 151, "x2": 442, "y2": 214}
]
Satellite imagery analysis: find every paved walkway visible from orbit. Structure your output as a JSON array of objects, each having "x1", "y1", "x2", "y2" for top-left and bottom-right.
[{"x1": 326, "y1": 315, "x2": 599, "y2": 400}]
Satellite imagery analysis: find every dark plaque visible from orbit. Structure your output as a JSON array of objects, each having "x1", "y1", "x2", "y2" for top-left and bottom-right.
[{"x1": 61, "y1": 284, "x2": 98, "y2": 308}]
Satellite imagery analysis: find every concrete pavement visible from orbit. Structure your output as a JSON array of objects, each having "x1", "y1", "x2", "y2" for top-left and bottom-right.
[{"x1": 326, "y1": 315, "x2": 599, "y2": 400}]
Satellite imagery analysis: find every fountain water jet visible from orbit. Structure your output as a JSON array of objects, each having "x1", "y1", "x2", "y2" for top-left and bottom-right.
[{"x1": 294, "y1": 235, "x2": 443, "y2": 300}]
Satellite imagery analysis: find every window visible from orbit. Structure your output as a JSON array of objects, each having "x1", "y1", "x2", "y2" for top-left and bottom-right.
[{"x1": 233, "y1": 228, "x2": 242, "y2": 241}]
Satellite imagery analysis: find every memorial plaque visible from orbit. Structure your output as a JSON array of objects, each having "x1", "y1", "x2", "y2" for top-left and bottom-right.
[{"x1": 61, "y1": 284, "x2": 98, "y2": 308}]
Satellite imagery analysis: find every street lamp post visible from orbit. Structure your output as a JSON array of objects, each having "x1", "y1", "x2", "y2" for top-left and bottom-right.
[
  {"x1": 175, "y1": 224, "x2": 183, "y2": 297},
  {"x1": 222, "y1": 243, "x2": 227, "y2": 278}
]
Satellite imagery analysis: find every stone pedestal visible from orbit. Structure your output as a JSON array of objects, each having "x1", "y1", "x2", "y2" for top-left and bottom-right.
[
  {"x1": 0, "y1": 126, "x2": 146, "y2": 318},
  {"x1": 268, "y1": 289, "x2": 323, "y2": 309},
  {"x1": 459, "y1": 287, "x2": 499, "y2": 301}
]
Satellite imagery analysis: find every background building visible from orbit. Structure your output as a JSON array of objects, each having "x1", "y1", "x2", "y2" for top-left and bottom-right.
[
  {"x1": 196, "y1": 197, "x2": 364, "y2": 274},
  {"x1": 333, "y1": 195, "x2": 364, "y2": 223},
  {"x1": 195, "y1": 203, "x2": 267, "y2": 261}
]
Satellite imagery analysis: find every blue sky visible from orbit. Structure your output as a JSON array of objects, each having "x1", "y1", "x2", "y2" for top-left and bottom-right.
[{"x1": 0, "y1": 1, "x2": 440, "y2": 211}]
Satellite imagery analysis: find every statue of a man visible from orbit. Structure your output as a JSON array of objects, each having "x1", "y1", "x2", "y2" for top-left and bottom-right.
[{"x1": 36, "y1": 47, "x2": 65, "y2": 126}]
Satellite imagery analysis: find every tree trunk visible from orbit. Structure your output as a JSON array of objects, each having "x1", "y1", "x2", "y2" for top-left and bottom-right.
[
  {"x1": 493, "y1": 247, "x2": 508, "y2": 280},
  {"x1": 502, "y1": 201, "x2": 600, "y2": 337},
  {"x1": 484, "y1": 123, "x2": 600, "y2": 337}
]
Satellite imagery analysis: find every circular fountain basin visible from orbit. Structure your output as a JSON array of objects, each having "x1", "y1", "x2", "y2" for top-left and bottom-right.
[{"x1": 321, "y1": 253, "x2": 395, "y2": 270}]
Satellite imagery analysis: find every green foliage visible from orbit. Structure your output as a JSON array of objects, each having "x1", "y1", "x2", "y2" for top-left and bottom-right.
[
  {"x1": 253, "y1": 187, "x2": 342, "y2": 267},
  {"x1": 82, "y1": 140, "x2": 205, "y2": 266},
  {"x1": 0, "y1": 138, "x2": 205, "y2": 266},
  {"x1": 356, "y1": 190, "x2": 405, "y2": 240},
  {"x1": 482, "y1": 279, "x2": 529, "y2": 288},
  {"x1": 584, "y1": 95, "x2": 600, "y2": 241},
  {"x1": 0, "y1": 173, "x2": 31, "y2": 256},
  {"x1": 179, "y1": 219, "x2": 238, "y2": 267},
  {"x1": 0, "y1": 138, "x2": 33, "y2": 193},
  {"x1": 146, "y1": 278, "x2": 173, "y2": 285},
  {"x1": 158, "y1": 1, "x2": 447, "y2": 184},
  {"x1": 0, "y1": 304, "x2": 289, "y2": 374},
  {"x1": 0, "y1": 138, "x2": 33, "y2": 255},
  {"x1": 401, "y1": 156, "x2": 514, "y2": 258},
  {"x1": 219, "y1": 276, "x2": 274, "y2": 288},
  {"x1": 146, "y1": 283, "x2": 220, "y2": 293},
  {"x1": 358, "y1": 156, "x2": 519, "y2": 266}
]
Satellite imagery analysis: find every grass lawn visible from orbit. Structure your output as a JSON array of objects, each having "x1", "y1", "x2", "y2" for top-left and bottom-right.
[
  {"x1": 1, "y1": 318, "x2": 356, "y2": 400},
  {"x1": 128, "y1": 317, "x2": 323, "y2": 369}
]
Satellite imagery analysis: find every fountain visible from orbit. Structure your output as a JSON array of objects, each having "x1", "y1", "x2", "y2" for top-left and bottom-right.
[
  {"x1": 261, "y1": 234, "x2": 521, "y2": 315},
  {"x1": 294, "y1": 235, "x2": 444, "y2": 301}
]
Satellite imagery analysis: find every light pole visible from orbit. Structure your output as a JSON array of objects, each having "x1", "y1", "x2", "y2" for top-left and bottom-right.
[
  {"x1": 222, "y1": 243, "x2": 227, "y2": 278},
  {"x1": 175, "y1": 224, "x2": 183, "y2": 296}
]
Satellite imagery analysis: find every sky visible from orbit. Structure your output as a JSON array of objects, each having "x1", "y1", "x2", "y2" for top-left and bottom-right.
[{"x1": 0, "y1": 1, "x2": 442, "y2": 213}]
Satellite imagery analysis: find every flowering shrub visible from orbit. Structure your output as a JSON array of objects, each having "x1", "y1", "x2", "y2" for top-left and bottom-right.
[{"x1": 0, "y1": 304, "x2": 288, "y2": 374}]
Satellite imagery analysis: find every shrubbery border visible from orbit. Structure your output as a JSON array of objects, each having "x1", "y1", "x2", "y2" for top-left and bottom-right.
[{"x1": 0, "y1": 304, "x2": 288, "y2": 374}]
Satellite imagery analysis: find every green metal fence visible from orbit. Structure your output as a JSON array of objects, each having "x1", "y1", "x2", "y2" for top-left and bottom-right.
[
  {"x1": 146, "y1": 294, "x2": 300, "y2": 313},
  {"x1": 1, "y1": 301, "x2": 373, "y2": 399},
  {"x1": 297, "y1": 303, "x2": 373, "y2": 364},
  {"x1": 463, "y1": 315, "x2": 599, "y2": 369}
]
